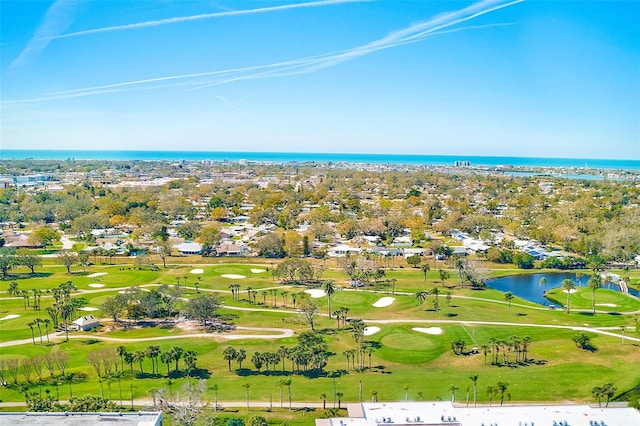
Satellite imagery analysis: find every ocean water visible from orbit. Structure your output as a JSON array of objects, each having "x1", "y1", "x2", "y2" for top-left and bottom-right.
[{"x1": 1, "y1": 150, "x2": 639, "y2": 170}]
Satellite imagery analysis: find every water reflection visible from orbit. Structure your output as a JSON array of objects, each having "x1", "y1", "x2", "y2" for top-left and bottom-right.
[{"x1": 486, "y1": 272, "x2": 637, "y2": 306}]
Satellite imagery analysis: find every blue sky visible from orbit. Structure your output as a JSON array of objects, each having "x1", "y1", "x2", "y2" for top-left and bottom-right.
[{"x1": 1, "y1": 0, "x2": 638, "y2": 159}]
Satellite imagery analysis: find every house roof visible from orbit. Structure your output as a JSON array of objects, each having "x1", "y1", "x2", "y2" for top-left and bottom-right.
[
  {"x1": 73, "y1": 315, "x2": 99, "y2": 326},
  {"x1": 175, "y1": 242, "x2": 203, "y2": 252}
]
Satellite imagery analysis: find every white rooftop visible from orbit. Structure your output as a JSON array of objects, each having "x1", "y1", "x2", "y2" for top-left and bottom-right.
[{"x1": 320, "y1": 402, "x2": 640, "y2": 426}]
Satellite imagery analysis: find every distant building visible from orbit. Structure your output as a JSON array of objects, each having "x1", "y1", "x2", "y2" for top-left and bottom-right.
[
  {"x1": 72, "y1": 315, "x2": 100, "y2": 331},
  {"x1": 0, "y1": 411, "x2": 162, "y2": 425},
  {"x1": 317, "y1": 401, "x2": 640, "y2": 426}
]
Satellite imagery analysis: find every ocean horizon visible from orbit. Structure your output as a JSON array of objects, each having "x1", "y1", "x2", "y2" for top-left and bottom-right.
[{"x1": 1, "y1": 149, "x2": 639, "y2": 170}]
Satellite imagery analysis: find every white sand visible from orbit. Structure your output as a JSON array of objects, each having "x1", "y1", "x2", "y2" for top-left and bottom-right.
[
  {"x1": 87, "y1": 272, "x2": 107, "y2": 278},
  {"x1": 363, "y1": 326, "x2": 380, "y2": 336},
  {"x1": 79, "y1": 307, "x2": 99, "y2": 311},
  {"x1": 88, "y1": 283, "x2": 105, "y2": 288},
  {"x1": 562, "y1": 289, "x2": 578, "y2": 294},
  {"x1": 222, "y1": 274, "x2": 246, "y2": 279},
  {"x1": 251, "y1": 268, "x2": 266, "y2": 273},
  {"x1": 413, "y1": 327, "x2": 443, "y2": 335},
  {"x1": 596, "y1": 303, "x2": 617, "y2": 307},
  {"x1": 372, "y1": 297, "x2": 395, "y2": 307},
  {"x1": 189, "y1": 268, "x2": 204, "y2": 274},
  {"x1": 0, "y1": 314, "x2": 20, "y2": 321},
  {"x1": 304, "y1": 289, "x2": 326, "y2": 298}
]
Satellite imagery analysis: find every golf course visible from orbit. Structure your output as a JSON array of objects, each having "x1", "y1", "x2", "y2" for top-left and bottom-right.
[{"x1": 1, "y1": 258, "x2": 639, "y2": 422}]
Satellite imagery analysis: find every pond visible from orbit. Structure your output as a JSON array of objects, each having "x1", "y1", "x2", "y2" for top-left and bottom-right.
[{"x1": 486, "y1": 272, "x2": 638, "y2": 306}]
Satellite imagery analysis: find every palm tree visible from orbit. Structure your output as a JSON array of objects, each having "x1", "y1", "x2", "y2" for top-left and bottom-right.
[
  {"x1": 323, "y1": 280, "x2": 336, "y2": 318},
  {"x1": 43, "y1": 318, "x2": 50, "y2": 343},
  {"x1": 504, "y1": 291, "x2": 514, "y2": 315},
  {"x1": 146, "y1": 345, "x2": 161, "y2": 375},
  {"x1": 415, "y1": 290, "x2": 428, "y2": 308},
  {"x1": 113, "y1": 371, "x2": 124, "y2": 408},
  {"x1": 336, "y1": 392, "x2": 344, "y2": 409},
  {"x1": 421, "y1": 263, "x2": 430, "y2": 282},
  {"x1": 27, "y1": 321, "x2": 36, "y2": 345},
  {"x1": 65, "y1": 372, "x2": 76, "y2": 399},
  {"x1": 487, "y1": 385, "x2": 496, "y2": 406},
  {"x1": 183, "y1": 350, "x2": 197, "y2": 376},
  {"x1": 242, "y1": 382, "x2": 251, "y2": 410},
  {"x1": 282, "y1": 378, "x2": 292, "y2": 409},
  {"x1": 469, "y1": 374, "x2": 479, "y2": 406},
  {"x1": 539, "y1": 277, "x2": 547, "y2": 294},
  {"x1": 276, "y1": 379, "x2": 285, "y2": 408},
  {"x1": 117, "y1": 346, "x2": 127, "y2": 372},
  {"x1": 496, "y1": 381, "x2": 510, "y2": 406},
  {"x1": 562, "y1": 279, "x2": 576, "y2": 313},
  {"x1": 223, "y1": 347, "x2": 237, "y2": 372},
  {"x1": 454, "y1": 256, "x2": 465, "y2": 287},
  {"x1": 439, "y1": 269, "x2": 450, "y2": 287},
  {"x1": 480, "y1": 344, "x2": 490, "y2": 365},
  {"x1": 134, "y1": 350, "x2": 145, "y2": 375},
  {"x1": 170, "y1": 346, "x2": 183, "y2": 372},
  {"x1": 277, "y1": 346, "x2": 289, "y2": 371},
  {"x1": 321, "y1": 393, "x2": 327, "y2": 409},
  {"x1": 430, "y1": 287, "x2": 440, "y2": 313},
  {"x1": 449, "y1": 385, "x2": 458, "y2": 403},
  {"x1": 588, "y1": 275, "x2": 602, "y2": 314},
  {"x1": 236, "y1": 348, "x2": 247, "y2": 369},
  {"x1": 161, "y1": 351, "x2": 173, "y2": 376},
  {"x1": 212, "y1": 383, "x2": 219, "y2": 411}
]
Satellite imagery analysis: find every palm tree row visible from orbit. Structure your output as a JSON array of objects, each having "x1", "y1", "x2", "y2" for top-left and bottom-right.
[
  {"x1": 27, "y1": 317, "x2": 51, "y2": 345},
  {"x1": 223, "y1": 332, "x2": 332, "y2": 375},
  {"x1": 485, "y1": 336, "x2": 533, "y2": 365},
  {"x1": 113, "y1": 345, "x2": 196, "y2": 377}
]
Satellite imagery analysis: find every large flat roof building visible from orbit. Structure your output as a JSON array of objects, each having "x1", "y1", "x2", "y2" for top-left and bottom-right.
[
  {"x1": 0, "y1": 411, "x2": 162, "y2": 425},
  {"x1": 316, "y1": 402, "x2": 640, "y2": 426}
]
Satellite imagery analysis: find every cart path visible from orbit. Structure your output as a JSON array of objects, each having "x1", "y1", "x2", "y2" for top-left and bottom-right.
[
  {"x1": 0, "y1": 326, "x2": 294, "y2": 348},
  {"x1": 2, "y1": 318, "x2": 637, "y2": 348}
]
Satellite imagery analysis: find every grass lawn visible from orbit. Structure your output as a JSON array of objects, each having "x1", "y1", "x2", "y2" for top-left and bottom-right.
[{"x1": 1, "y1": 261, "x2": 639, "y2": 411}]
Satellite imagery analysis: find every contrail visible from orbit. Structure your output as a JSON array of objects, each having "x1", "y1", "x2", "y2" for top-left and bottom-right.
[
  {"x1": 4, "y1": 0, "x2": 523, "y2": 103},
  {"x1": 46, "y1": 0, "x2": 368, "y2": 40},
  {"x1": 191, "y1": 0, "x2": 524, "y2": 89},
  {"x1": 9, "y1": 0, "x2": 81, "y2": 69}
]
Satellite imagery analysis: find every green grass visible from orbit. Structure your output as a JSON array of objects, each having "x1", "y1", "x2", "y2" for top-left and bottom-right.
[{"x1": 1, "y1": 261, "x2": 639, "y2": 409}]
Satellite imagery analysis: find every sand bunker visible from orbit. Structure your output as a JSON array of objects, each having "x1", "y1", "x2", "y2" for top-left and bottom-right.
[
  {"x1": 189, "y1": 268, "x2": 204, "y2": 274},
  {"x1": 562, "y1": 289, "x2": 578, "y2": 294},
  {"x1": 87, "y1": 272, "x2": 107, "y2": 278},
  {"x1": 363, "y1": 326, "x2": 380, "y2": 336},
  {"x1": 304, "y1": 289, "x2": 326, "y2": 298},
  {"x1": 88, "y1": 283, "x2": 105, "y2": 288},
  {"x1": 413, "y1": 327, "x2": 443, "y2": 335},
  {"x1": 372, "y1": 297, "x2": 395, "y2": 307},
  {"x1": 0, "y1": 314, "x2": 20, "y2": 321},
  {"x1": 596, "y1": 303, "x2": 617, "y2": 307},
  {"x1": 251, "y1": 268, "x2": 266, "y2": 273},
  {"x1": 79, "y1": 307, "x2": 99, "y2": 311},
  {"x1": 222, "y1": 274, "x2": 246, "y2": 279}
]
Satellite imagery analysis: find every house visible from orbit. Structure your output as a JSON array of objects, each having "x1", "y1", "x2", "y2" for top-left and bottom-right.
[
  {"x1": 175, "y1": 242, "x2": 203, "y2": 255},
  {"x1": 451, "y1": 246, "x2": 468, "y2": 256},
  {"x1": 215, "y1": 243, "x2": 245, "y2": 257},
  {"x1": 72, "y1": 315, "x2": 100, "y2": 331},
  {"x1": 327, "y1": 244, "x2": 362, "y2": 257}
]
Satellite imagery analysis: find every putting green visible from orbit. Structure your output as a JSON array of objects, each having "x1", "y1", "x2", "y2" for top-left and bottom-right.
[
  {"x1": 381, "y1": 332, "x2": 439, "y2": 351},
  {"x1": 332, "y1": 292, "x2": 368, "y2": 305}
]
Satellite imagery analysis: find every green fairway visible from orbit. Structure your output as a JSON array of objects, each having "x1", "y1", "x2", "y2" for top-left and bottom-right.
[{"x1": 1, "y1": 261, "x2": 639, "y2": 411}]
